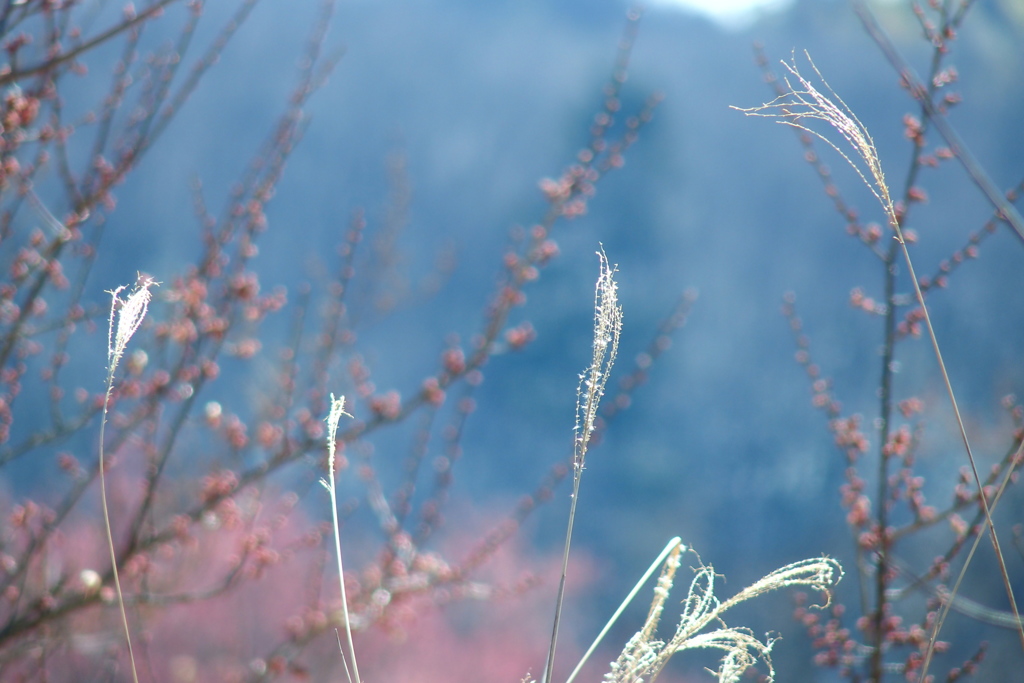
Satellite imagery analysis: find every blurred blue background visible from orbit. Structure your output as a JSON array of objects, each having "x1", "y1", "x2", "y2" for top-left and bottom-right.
[{"x1": 41, "y1": 0, "x2": 1024, "y2": 678}]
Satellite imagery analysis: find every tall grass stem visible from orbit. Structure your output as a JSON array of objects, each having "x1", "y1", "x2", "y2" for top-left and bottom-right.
[
  {"x1": 541, "y1": 248, "x2": 622, "y2": 683},
  {"x1": 322, "y1": 394, "x2": 361, "y2": 683},
  {"x1": 100, "y1": 276, "x2": 156, "y2": 683}
]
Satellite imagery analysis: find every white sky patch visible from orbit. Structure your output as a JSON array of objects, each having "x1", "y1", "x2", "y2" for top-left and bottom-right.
[{"x1": 647, "y1": 0, "x2": 796, "y2": 30}]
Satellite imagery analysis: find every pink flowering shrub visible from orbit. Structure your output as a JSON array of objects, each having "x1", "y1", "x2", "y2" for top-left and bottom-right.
[{"x1": 0, "y1": 3, "x2": 680, "y2": 681}]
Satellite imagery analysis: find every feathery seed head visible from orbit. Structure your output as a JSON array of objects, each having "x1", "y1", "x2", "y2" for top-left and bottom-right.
[
  {"x1": 107, "y1": 274, "x2": 158, "y2": 373},
  {"x1": 606, "y1": 549, "x2": 843, "y2": 683},
  {"x1": 733, "y1": 51, "x2": 898, "y2": 233},
  {"x1": 574, "y1": 247, "x2": 622, "y2": 471},
  {"x1": 323, "y1": 394, "x2": 351, "y2": 487}
]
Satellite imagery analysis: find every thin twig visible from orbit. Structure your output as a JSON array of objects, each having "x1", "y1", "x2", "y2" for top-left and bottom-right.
[
  {"x1": 0, "y1": 0, "x2": 184, "y2": 87},
  {"x1": 851, "y1": 0, "x2": 1024, "y2": 244}
]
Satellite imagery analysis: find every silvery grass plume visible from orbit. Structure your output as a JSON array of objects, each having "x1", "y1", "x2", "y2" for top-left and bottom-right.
[
  {"x1": 107, "y1": 275, "x2": 157, "y2": 378},
  {"x1": 101, "y1": 274, "x2": 158, "y2": 683},
  {"x1": 734, "y1": 52, "x2": 1023, "y2": 671},
  {"x1": 541, "y1": 248, "x2": 623, "y2": 683},
  {"x1": 321, "y1": 394, "x2": 361, "y2": 683},
  {"x1": 576, "y1": 247, "x2": 622, "y2": 474},
  {"x1": 731, "y1": 50, "x2": 897, "y2": 230},
  {"x1": 606, "y1": 545, "x2": 843, "y2": 683}
]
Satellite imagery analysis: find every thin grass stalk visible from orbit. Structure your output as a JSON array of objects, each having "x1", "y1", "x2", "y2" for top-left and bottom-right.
[
  {"x1": 921, "y1": 436, "x2": 1024, "y2": 675},
  {"x1": 100, "y1": 276, "x2": 156, "y2": 683},
  {"x1": 322, "y1": 394, "x2": 361, "y2": 683},
  {"x1": 335, "y1": 630, "x2": 354, "y2": 683},
  {"x1": 541, "y1": 475, "x2": 581, "y2": 683},
  {"x1": 889, "y1": 174, "x2": 1024, "y2": 659},
  {"x1": 541, "y1": 248, "x2": 622, "y2": 683},
  {"x1": 97, "y1": 420, "x2": 138, "y2": 683}
]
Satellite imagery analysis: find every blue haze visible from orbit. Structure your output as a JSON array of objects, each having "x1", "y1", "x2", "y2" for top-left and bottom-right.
[{"x1": 15, "y1": 0, "x2": 1024, "y2": 678}]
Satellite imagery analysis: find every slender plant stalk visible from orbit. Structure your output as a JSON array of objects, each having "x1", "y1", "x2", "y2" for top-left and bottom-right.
[
  {"x1": 335, "y1": 630, "x2": 354, "y2": 683},
  {"x1": 322, "y1": 394, "x2": 361, "y2": 683},
  {"x1": 541, "y1": 248, "x2": 622, "y2": 683},
  {"x1": 921, "y1": 436, "x2": 1024, "y2": 674},
  {"x1": 565, "y1": 537, "x2": 683, "y2": 683},
  {"x1": 100, "y1": 276, "x2": 157, "y2": 683},
  {"x1": 542, "y1": 478, "x2": 581, "y2": 683}
]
